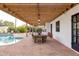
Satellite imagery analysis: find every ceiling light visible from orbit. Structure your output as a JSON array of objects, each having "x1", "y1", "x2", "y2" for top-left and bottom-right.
[{"x1": 38, "y1": 20, "x2": 40, "y2": 21}]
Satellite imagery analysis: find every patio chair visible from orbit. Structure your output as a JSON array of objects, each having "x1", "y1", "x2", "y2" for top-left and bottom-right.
[
  {"x1": 32, "y1": 34, "x2": 42, "y2": 43},
  {"x1": 32, "y1": 34, "x2": 37, "y2": 43},
  {"x1": 48, "y1": 32, "x2": 52, "y2": 38},
  {"x1": 42, "y1": 35, "x2": 47, "y2": 43}
]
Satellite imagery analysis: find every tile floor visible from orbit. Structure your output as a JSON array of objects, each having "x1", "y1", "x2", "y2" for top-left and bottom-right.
[{"x1": 0, "y1": 34, "x2": 78, "y2": 56}]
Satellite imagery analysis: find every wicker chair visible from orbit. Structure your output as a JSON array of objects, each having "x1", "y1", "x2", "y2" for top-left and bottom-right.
[
  {"x1": 32, "y1": 34, "x2": 47, "y2": 43},
  {"x1": 42, "y1": 35, "x2": 47, "y2": 43},
  {"x1": 32, "y1": 34, "x2": 37, "y2": 43}
]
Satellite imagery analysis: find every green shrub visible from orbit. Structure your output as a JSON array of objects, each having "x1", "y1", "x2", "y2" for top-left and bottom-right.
[
  {"x1": 37, "y1": 28, "x2": 42, "y2": 35},
  {"x1": 17, "y1": 26, "x2": 27, "y2": 33}
]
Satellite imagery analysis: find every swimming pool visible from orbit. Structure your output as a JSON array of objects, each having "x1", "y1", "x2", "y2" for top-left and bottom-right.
[{"x1": 0, "y1": 33, "x2": 23, "y2": 46}]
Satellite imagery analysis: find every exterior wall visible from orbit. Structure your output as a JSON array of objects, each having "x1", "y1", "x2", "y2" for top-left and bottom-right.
[
  {"x1": 46, "y1": 4, "x2": 79, "y2": 48},
  {"x1": 45, "y1": 23, "x2": 51, "y2": 32}
]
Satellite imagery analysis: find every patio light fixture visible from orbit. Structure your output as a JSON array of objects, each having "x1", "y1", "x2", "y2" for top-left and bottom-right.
[
  {"x1": 37, "y1": 3, "x2": 41, "y2": 25},
  {"x1": 38, "y1": 19, "x2": 40, "y2": 21}
]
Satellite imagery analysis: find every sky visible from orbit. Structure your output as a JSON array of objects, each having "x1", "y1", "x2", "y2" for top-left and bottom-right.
[{"x1": 0, "y1": 10, "x2": 26, "y2": 26}]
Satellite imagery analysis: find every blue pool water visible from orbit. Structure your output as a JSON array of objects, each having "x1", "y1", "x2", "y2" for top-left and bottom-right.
[{"x1": 0, "y1": 33, "x2": 23, "y2": 43}]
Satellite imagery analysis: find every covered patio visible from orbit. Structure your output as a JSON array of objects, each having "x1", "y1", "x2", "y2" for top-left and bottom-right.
[{"x1": 0, "y1": 3, "x2": 79, "y2": 56}]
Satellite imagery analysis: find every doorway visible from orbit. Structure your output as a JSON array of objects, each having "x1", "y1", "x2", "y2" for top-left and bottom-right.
[
  {"x1": 72, "y1": 13, "x2": 79, "y2": 52},
  {"x1": 50, "y1": 24, "x2": 52, "y2": 37}
]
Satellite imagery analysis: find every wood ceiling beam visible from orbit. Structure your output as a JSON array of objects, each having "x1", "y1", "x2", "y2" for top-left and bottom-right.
[{"x1": 0, "y1": 3, "x2": 77, "y2": 26}]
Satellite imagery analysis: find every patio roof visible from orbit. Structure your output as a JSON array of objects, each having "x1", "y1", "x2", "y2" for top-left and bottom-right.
[{"x1": 0, "y1": 3, "x2": 76, "y2": 26}]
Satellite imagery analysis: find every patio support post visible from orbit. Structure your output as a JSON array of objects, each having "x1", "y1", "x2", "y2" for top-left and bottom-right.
[
  {"x1": 15, "y1": 18, "x2": 17, "y2": 33},
  {"x1": 15, "y1": 18, "x2": 17, "y2": 43}
]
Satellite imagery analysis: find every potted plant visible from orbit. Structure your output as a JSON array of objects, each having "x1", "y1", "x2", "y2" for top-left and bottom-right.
[{"x1": 37, "y1": 28, "x2": 42, "y2": 35}]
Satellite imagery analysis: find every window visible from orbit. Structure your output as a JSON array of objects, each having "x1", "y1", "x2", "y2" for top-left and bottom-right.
[{"x1": 56, "y1": 21, "x2": 60, "y2": 32}]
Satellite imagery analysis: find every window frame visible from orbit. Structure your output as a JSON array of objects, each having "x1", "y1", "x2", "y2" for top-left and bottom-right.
[{"x1": 56, "y1": 21, "x2": 60, "y2": 32}]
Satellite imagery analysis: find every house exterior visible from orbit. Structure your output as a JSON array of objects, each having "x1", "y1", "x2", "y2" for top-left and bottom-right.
[
  {"x1": 45, "y1": 4, "x2": 79, "y2": 52},
  {"x1": 0, "y1": 3, "x2": 79, "y2": 53},
  {"x1": 0, "y1": 23, "x2": 8, "y2": 33}
]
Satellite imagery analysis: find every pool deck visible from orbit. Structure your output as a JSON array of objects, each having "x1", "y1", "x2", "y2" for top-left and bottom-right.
[{"x1": 0, "y1": 33, "x2": 79, "y2": 56}]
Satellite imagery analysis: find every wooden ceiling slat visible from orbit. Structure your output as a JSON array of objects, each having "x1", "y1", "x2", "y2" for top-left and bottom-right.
[{"x1": 0, "y1": 3, "x2": 76, "y2": 26}]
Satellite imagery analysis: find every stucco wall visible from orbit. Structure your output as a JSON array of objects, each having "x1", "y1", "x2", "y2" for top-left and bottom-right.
[{"x1": 46, "y1": 4, "x2": 79, "y2": 48}]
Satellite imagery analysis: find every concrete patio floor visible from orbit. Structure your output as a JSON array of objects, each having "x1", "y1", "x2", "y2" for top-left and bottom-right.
[{"x1": 0, "y1": 34, "x2": 79, "y2": 56}]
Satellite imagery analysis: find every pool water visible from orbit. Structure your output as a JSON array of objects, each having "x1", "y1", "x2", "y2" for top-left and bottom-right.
[{"x1": 0, "y1": 33, "x2": 23, "y2": 46}]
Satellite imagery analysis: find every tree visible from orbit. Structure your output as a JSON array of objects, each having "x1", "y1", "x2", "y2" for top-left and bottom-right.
[
  {"x1": 3, "y1": 20, "x2": 15, "y2": 32},
  {"x1": 3, "y1": 21, "x2": 14, "y2": 27},
  {"x1": 17, "y1": 25, "x2": 27, "y2": 33},
  {"x1": 0, "y1": 20, "x2": 31, "y2": 33}
]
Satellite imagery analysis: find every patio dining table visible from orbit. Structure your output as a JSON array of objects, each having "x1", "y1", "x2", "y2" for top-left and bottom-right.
[{"x1": 32, "y1": 34, "x2": 47, "y2": 43}]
